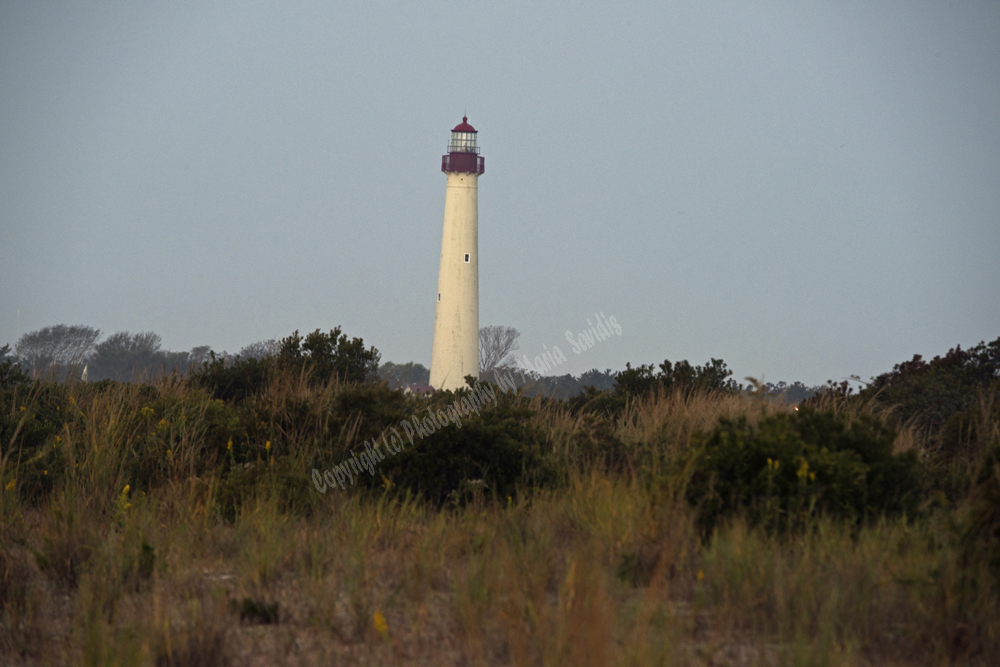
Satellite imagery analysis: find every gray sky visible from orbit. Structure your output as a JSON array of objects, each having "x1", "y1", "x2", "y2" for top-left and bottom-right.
[{"x1": 2, "y1": 1, "x2": 998, "y2": 386}]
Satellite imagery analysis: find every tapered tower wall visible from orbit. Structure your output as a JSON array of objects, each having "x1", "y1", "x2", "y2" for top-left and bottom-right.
[{"x1": 429, "y1": 171, "x2": 480, "y2": 390}]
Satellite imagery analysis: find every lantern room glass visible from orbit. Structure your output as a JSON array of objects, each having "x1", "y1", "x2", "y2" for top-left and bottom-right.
[{"x1": 449, "y1": 131, "x2": 478, "y2": 153}]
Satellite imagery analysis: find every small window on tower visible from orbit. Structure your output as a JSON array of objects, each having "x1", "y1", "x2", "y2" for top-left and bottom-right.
[
  {"x1": 464, "y1": 253, "x2": 470, "y2": 263},
  {"x1": 438, "y1": 293, "x2": 441, "y2": 302}
]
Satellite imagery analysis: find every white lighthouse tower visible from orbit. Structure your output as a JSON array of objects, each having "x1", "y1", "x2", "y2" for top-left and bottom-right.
[{"x1": 429, "y1": 117, "x2": 485, "y2": 391}]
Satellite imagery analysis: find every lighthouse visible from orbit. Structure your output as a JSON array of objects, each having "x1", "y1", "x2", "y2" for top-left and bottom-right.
[{"x1": 429, "y1": 117, "x2": 486, "y2": 391}]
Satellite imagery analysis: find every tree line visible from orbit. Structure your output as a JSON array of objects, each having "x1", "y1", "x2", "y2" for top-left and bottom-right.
[
  {"x1": 6, "y1": 322, "x2": 830, "y2": 401},
  {"x1": 6, "y1": 324, "x2": 286, "y2": 383}
]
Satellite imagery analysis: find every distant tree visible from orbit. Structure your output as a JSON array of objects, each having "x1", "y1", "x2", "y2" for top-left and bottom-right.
[
  {"x1": 15, "y1": 324, "x2": 101, "y2": 379},
  {"x1": 614, "y1": 358, "x2": 741, "y2": 397},
  {"x1": 379, "y1": 361, "x2": 430, "y2": 389},
  {"x1": 279, "y1": 328, "x2": 381, "y2": 385},
  {"x1": 238, "y1": 339, "x2": 280, "y2": 360},
  {"x1": 187, "y1": 346, "x2": 213, "y2": 372},
  {"x1": 761, "y1": 381, "x2": 819, "y2": 404},
  {"x1": 89, "y1": 331, "x2": 165, "y2": 381},
  {"x1": 579, "y1": 368, "x2": 617, "y2": 392},
  {"x1": 0, "y1": 344, "x2": 12, "y2": 363},
  {"x1": 479, "y1": 326, "x2": 520, "y2": 377}
]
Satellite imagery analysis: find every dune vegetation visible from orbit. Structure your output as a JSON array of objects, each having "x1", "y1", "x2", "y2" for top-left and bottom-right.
[{"x1": 1, "y1": 335, "x2": 998, "y2": 666}]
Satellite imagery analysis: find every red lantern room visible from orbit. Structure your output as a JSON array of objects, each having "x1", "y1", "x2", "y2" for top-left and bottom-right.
[{"x1": 441, "y1": 116, "x2": 485, "y2": 174}]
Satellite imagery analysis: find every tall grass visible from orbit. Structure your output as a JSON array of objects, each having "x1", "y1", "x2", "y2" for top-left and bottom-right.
[{"x1": 1, "y1": 373, "x2": 997, "y2": 665}]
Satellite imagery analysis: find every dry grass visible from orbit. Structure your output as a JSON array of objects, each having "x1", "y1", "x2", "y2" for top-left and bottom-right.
[{"x1": 1, "y1": 377, "x2": 998, "y2": 666}]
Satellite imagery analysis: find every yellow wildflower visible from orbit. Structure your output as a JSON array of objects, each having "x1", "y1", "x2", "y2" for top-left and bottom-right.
[
  {"x1": 373, "y1": 610, "x2": 389, "y2": 639},
  {"x1": 55, "y1": 436, "x2": 62, "y2": 443},
  {"x1": 265, "y1": 441, "x2": 271, "y2": 451},
  {"x1": 6, "y1": 479, "x2": 16, "y2": 490},
  {"x1": 227, "y1": 438, "x2": 233, "y2": 452},
  {"x1": 697, "y1": 570, "x2": 705, "y2": 581},
  {"x1": 19, "y1": 406, "x2": 26, "y2": 412},
  {"x1": 43, "y1": 470, "x2": 48, "y2": 475},
  {"x1": 115, "y1": 484, "x2": 132, "y2": 517}
]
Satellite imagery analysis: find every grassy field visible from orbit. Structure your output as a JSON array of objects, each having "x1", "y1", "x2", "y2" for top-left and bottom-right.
[{"x1": 2, "y1": 368, "x2": 998, "y2": 666}]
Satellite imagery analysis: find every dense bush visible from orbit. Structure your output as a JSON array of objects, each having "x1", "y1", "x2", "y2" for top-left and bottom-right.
[
  {"x1": 357, "y1": 391, "x2": 555, "y2": 506},
  {"x1": 616, "y1": 358, "x2": 741, "y2": 397},
  {"x1": 568, "y1": 357, "x2": 741, "y2": 416},
  {"x1": 277, "y1": 328, "x2": 381, "y2": 386},
  {"x1": 0, "y1": 364, "x2": 73, "y2": 504},
  {"x1": 192, "y1": 327, "x2": 381, "y2": 403},
  {"x1": 862, "y1": 337, "x2": 1000, "y2": 442},
  {"x1": 191, "y1": 353, "x2": 273, "y2": 404},
  {"x1": 685, "y1": 407, "x2": 923, "y2": 533}
]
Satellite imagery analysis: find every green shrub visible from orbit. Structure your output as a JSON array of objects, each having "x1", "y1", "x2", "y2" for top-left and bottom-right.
[
  {"x1": 862, "y1": 337, "x2": 1000, "y2": 441},
  {"x1": 568, "y1": 357, "x2": 741, "y2": 416},
  {"x1": 192, "y1": 327, "x2": 381, "y2": 402},
  {"x1": 685, "y1": 407, "x2": 923, "y2": 533},
  {"x1": 362, "y1": 395, "x2": 554, "y2": 506},
  {"x1": 191, "y1": 353, "x2": 273, "y2": 404},
  {"x1": 0, "y1": 379, "x2": 74, "y2": 504},
  {"x1": 277, "y1": 328, "x2": 381, "y2": 386},
  {"x1": 615, "y1": 358, "x2": 742, "y2": 398}
]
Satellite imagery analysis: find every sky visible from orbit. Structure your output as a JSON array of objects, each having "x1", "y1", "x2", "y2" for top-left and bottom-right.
[{"x1": 1, "y1": 1, "x2": 998, "y2": 387}]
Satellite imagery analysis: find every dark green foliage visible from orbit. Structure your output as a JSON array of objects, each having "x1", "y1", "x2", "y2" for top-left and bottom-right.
[
  {"x1": 567, "y1": 358, "x2": 741, "y2": 416},
  {"x1": 862, "y1": 337, "x2": 1000, "y2": 442},
  {"x1": 191, "y1": 353, "x2": 273, "y2": 404},
  {"x1": 368, "y1": 396, "x2": 554, "y2": 506},
  {"x1": 566, "y1": 385, "x2": 625, "y2": 416},
  {"x1": 278, "y1": 328, "x2": 381, "y2": 386},
  {"x1": 0, "y1": 346, "x2": 30, "y2": 389},
  {"x1": 0, "y1": 381, "x2": 73, "y2": 504},
  {"x1": 193, "y1": 327, "x2": 381, "y2": 402},
  {"x1": 616, "y1": 358, "x2": 741, "y2": 397},
  {"x1": 523, "y1": 369, "x2": 617, "y2": 399},
  {"x1": 567, "y1": 413, "x2": 629, "y2": 473},
  {"x1": 567, "y1": 385, "x2": 629, "y2": 416},
  {"x1": 686, "y1": 408, "x2": 923, "y2": 533}
]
